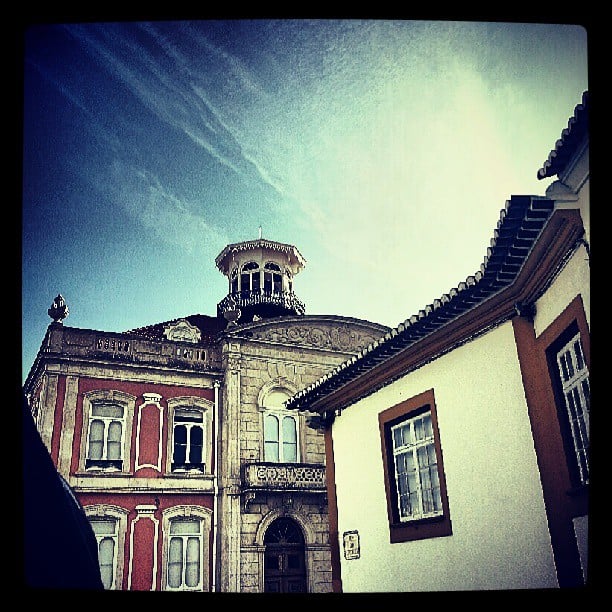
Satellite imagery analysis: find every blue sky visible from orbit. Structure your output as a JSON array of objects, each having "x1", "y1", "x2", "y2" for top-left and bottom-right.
[{"x1": 22, "y1": 19, "x2": 588, "y2": 382}]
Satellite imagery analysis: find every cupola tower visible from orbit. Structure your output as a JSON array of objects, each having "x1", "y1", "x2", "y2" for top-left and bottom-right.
[{"x1": 215, "y1": 237, "x2": 306, "y2": 324}]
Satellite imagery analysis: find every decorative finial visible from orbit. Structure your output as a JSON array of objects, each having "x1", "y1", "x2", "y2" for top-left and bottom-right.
[
  {"x1": 48, "y1": 294, "x2": 69, "y2": 324},
  {"x1": 258, "y1": 225, "x2": 262, "y2": 239}
]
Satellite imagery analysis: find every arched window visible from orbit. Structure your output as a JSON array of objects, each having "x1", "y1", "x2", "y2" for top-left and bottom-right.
[
  {"x1": 230, "y1": 267, "x2": 238, "y2": 293},
  {"x1": 241, "y1": 261, "x2": 260, "y2": 293},
  {"x1": 264, "y1": 262, "x2": 283, "y2": 294},
  {"x1": 262, "y1": 389, "x2": 298, "y2": 463}
]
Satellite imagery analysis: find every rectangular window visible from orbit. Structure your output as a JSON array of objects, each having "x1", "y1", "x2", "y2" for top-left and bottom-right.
[
  {"x1": 379, "y1": 389, "x2": 452, "y2": 543},
  {"x1": 556, "y1": 332, "x2": 590, "y2": 485},
  {"x1": 86, "y1": 403, "x2": 124, "y2": 471},
  {"x1": 167, "y1": 519, "x2": 203, "y2": 590},
  {"x1": 391, "y1": 411, "x2": 442, "y2": 521},
  {"x1": 172, "y1": 409, "x2": 205, "y2": 473},
  {"x1": 89, "y1": 518, "x2": 119, "y2": 589},
  {"x1": 264, "y1": 412, "x2": 298, "y2": 463}
]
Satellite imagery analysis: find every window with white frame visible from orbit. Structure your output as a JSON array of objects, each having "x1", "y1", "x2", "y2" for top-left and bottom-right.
[
  {"x1": 86, "y1": 402, "x2": 125, "y2": 471},
  {"x1": 379, "y1": 389, "x2": 451, "y2": 543},
  {"x1": 167, "y1": 518, "x2": 203, "y2": 590},
  {"x1": 556, "y1": 332, "x2": 590, "y2": 484},
  {"x1": 263, "y1": 262, "x2": 283, "y2": 294},
  {"x1": 84, "y1": 505, "x2": 128, "y2": 590},
  {"x1": 89, "y1": 518, "x2": 119, "y2": 589},
  {"x1": 80, "y1": 391, "x2": 135, "y2": 475},
  {"x1": 241, "y1": 261, "x2": 260, "y2": 293},
  {"x1": 262, "y1": 389, "x2": 298, "y2": 463},
  {"x1": 162, "y1": 506, "x2": 211, "y2": 592},
  {"x1": 172, "y1": 407, "x2": 205, "y2": 473},
  {"x1": 391, "y1": 410, "x2": 442, "y2": 521}
]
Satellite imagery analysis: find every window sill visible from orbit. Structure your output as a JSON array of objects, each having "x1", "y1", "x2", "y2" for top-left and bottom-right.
[{"x1": 388, "y1": 514, "x2": 452, "y2": 544}]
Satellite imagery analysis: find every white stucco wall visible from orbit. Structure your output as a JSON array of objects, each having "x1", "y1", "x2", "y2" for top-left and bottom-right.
[
  {"x1": 332, "y1": 322, "x2": 558, "y2": 592},
  {"x1": 534, "y1": 234, "x2": 590, "y2": 338}
]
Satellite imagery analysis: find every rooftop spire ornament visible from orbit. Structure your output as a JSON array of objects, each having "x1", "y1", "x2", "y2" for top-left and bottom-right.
[{"x1": 48, "y1": 294, "x2": 69, "y2": 324}]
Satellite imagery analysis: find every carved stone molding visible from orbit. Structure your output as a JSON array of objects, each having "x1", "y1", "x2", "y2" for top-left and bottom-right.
[{"x1": 247, "y1": 323, "x2": 380, "y2": 352}]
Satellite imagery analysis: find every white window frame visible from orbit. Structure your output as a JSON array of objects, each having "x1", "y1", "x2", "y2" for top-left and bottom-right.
[
  {"x1": 162, "y1": 506, "x2": 212, "y2": 592},
  {"x1": 84, "y1": 504, "x2": 129, "y2": 590},
  {"x1": 80, "y1": 391, "x2": 136, "y2": 474},
  {"x1": 263, "y1": 261, "x2": 283, "y2": 294},
  {"x1": 390, "y1": 409, "x2": 443, "y2": 522},
  {"x1": 240, "y1": 261, "x2": 260, "y2": 293},
  {"x1": 556, "y1": 332, "x2": 590, "y2": 484},
  {"x1": 166, "y1": 397, "x2": 213, "y2": 475},
  {"x1": 172, "y1": 408, "x2": 205, "y2": 473},
  {"x1": 264, "y1": 409, "x2": 299, "y2": 463}
]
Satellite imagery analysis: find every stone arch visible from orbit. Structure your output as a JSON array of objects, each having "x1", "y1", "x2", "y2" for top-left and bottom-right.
[
  {"x1": 254, "y1": 507, "x2": 315, "y2": 547},
  {"x1": 257, "y1": 378, "x2": 299, "y2": 409}
]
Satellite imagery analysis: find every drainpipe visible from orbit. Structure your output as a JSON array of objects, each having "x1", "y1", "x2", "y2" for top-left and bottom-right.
[{"x1": 212, "y1": 381, "x2": 221, "y2": 592}]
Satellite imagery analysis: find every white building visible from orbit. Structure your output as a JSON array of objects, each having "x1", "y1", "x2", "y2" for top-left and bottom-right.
[{"x1": 287, "y1": 91, "x2": 590, "y2": 591}]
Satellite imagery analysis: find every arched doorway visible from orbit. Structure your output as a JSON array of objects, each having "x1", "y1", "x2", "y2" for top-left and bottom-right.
[{"x1": 263, "y1": 517, "x2": 307, "y2": 593}]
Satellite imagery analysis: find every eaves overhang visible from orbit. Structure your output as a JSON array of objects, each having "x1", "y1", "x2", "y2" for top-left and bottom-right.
[
  {"x1": 286, "y1": 197, "x2": 585, "y2": 415},
  {"x1": 215, "y1": 239, "x2": 306, "y2": 273}
]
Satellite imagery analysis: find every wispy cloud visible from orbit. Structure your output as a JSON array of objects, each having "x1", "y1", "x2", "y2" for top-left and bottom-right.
[
  {"x1": 63, "y1": 22, "x2": 284, "y2": 201},
  {"x1": 110, "y1": 160, "x2": 228, "y2": 256}
]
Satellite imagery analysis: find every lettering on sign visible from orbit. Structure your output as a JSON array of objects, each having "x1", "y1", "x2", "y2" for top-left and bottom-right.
[
  {"x1": 244, "y1": 464, "x2": 326, "y2": 489},
  {"x1": 96, "y1": 337, "x2": 130, "y2": 352}
]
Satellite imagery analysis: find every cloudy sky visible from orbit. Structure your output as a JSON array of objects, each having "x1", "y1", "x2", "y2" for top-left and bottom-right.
[{"x1": 21, "y1": 18, "x2": 588, "y2": 381}]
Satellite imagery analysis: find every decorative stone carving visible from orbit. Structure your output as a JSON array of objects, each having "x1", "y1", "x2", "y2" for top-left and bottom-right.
[
  {"x1": 248, "y1": 323, "x2": 380, "y2": 352},
  {"x1": 243, "y1": 463, "x2": 326, "y2": 491},
  {"x1": 163, "y1": 319, "x2": 202, "y2": 343}
]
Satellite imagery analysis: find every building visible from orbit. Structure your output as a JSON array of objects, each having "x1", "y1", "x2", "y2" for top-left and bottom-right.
[
  {"x1": 23, "y1": 239, "x2": 389, "y2": 592},
  {"x1": 286, "y1": 91, "x2": 590, "y2": 591}
]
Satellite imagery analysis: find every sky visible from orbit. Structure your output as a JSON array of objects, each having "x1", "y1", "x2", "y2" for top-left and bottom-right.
[{"x1": 21, "y1": 18, "x2": 589, "y2": 383}]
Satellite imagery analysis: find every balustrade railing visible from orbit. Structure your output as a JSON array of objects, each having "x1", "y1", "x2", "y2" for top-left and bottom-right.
[
  {"x1": 218, "y1": 290, "x2": 305, "y2": 316},
  {"x1": 242, "y1": 462, "x2": 326, "y2": 491}
]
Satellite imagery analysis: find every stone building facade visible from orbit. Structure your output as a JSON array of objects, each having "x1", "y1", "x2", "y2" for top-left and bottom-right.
[{"x1": 23, "y1": 239, "x2": 389, "y2": 593}]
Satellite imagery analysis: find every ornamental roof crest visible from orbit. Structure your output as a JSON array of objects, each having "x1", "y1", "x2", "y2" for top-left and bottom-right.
[{"x1": 163, "y1": 319, "x2": 202, "y2": 343}]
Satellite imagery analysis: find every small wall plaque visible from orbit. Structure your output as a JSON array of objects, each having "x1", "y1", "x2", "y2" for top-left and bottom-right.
[{"x1": 343, "y1": 530, "x2": 360, "y2": 560}]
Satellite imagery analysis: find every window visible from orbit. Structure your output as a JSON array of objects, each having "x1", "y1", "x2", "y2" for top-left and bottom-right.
[
  {"x1": 264, "y1": 413, "x2": 298, "y2": 462},
  {"x1": 166, "y1": 397, "x2": 213, "y2": 475},
  {"x1": 80, "y1": 391, "x2": 136, "y2": 474},
  {"x1": 230, "y1": 267, "x2": 238, "y2": 293},
  {"x1": 90, "y1": 518, "x2": 119, "y2": 589},
  {"x1": 84, "y1": 505, "x2": 128, "y2": 590},
  {"x1": 264, "y1": 262, "x2": 283, "y2": 294},
  {"x1": 86, "y1": 402, "x2": 125, "y2": 471},
  {"x1": 391, "y1": 411, "x2": 442, "y2": 521},
  {"x1": 162, "y1": 506, "x2": 211, "y2": 591},
  {"x1": 262, "y1": 389, "x2": 298, "y2": 463},
  {"x1": 379, "y1": 389, "x2": 451, "y2": 543},
  {"x1": 167, "y1": 519, "x2": 203, "y2": 590},
  {"x1": 554, "y1": 331, "x2": 590, "y2": 486},
  {"x1": 241, "y1": 261, "x2": 260, "y2": 293},
  {"x1": 172, "y1": 408, "x2": 205, "y2": 473}
]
